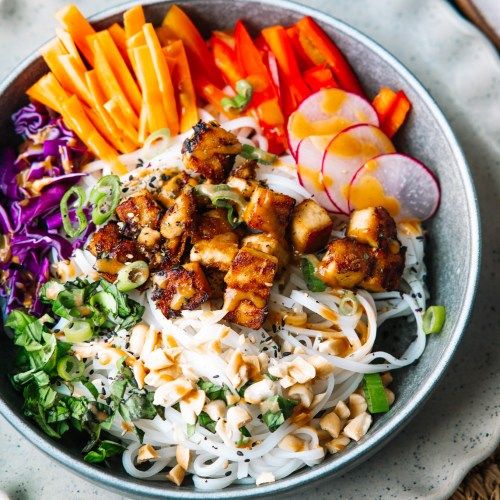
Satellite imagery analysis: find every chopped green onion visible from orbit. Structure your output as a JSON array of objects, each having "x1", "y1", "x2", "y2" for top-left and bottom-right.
[
  {"x1": 422, "y1": 305, "x2": 446, "y2": 334},
  {"x1": 240, "y1": 144, "x2": 277, "y2": 164},
  {"x1": 195, "y1": 184, "x2": 247, "y2": 228},
  {"x1": 89, "y1": 174, "x2": 121, "y2": 225},
  {"x1": 63, "y1": 320, "x2": 93, "y2": 343},
  {"x1": 89, "y1": 291, "x2": 118, "y2": 314},
  {"x1": 363, "y1": 373, "x2": 389, "y2": 414},
  {"x1": 221, "y1": 79, "x2": 253, "y2": 113},
  {"x1": 339, "y1": 291, "x2": 359, "y2": 316},
  {"x1": 60, "y1": 186, "x2": 88, "y2": 238},
  {"x1": 56, "y1": 355, "x2": 85, "y2": 381},
  {"x1": 301, "y1": 255, "x2": 326, "y2": 292},
  {"x1": 115, "y1": 261, "x2": 150, "y2": 292},
  {"x1": 142, "y1": 128, "x2": 170, "y2": 159}
]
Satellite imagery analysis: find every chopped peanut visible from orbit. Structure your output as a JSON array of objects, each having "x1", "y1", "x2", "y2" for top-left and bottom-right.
[{"x1": 319, "y1": 411, "x2": 342, "y2": 438}]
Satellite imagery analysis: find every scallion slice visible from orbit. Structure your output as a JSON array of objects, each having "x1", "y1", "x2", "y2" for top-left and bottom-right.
[
  {"x1": 363, "y1": 373, "x2": 389, "y2": 414},
  {"x1": 89, "y1": 174, "x2": 121, "y2": 225},
  {"x1": 89, "y1": 291, "x2": 118, "y2": 314},
  {"x1": 115, "y1": 261, "x2": 150, "y2": 292},
  {"x1": 57, "y1": 355, "x2": 85, "y2": 381},
  {"x1": 240, "y1": 144, "x2": 277, "y2": 164},
  {"x1": 221, "y1": 79, "x2": 253, "y2": 113},
  {"x1": 60, "y1": 186, "x2": 88, "y2": 238},
  {"x1": 422, "y1": 305, "x2": 446, "y2": 334},
  {"x1": 339, "y1": 291, "x2": 359, "y2": 316},
  {"x1": 63, "y1": 319, "x2": 93, "y2": 343}
]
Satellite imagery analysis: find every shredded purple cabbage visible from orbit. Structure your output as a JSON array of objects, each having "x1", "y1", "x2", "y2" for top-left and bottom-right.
[{"x1": 0, "y1": 103, "x2": 90, "y2": 315}]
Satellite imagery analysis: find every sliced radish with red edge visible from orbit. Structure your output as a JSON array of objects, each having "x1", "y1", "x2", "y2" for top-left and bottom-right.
[
  {"x1": 348, "y1": 153, "x2": 440, "y2": 221},
  {"x1": 296, "y1": 137, "x2": 341, "y2": 213},
  {"x1": 321, "y1": 124, "x2": 395, "y2": 214},
  {"x1": 287, "y1": 88, "x2": 379, "y2": 158}
]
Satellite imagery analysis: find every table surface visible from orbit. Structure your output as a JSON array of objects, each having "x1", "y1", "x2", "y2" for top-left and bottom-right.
[{"x1": 0, "y1": 0, "x2": 499, "y2": 499}]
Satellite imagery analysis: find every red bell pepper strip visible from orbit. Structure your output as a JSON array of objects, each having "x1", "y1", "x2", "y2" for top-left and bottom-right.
[
  {"x1": 286, "y1": 26, "x2": 313, "y2": 71},
  {"x1": 303, "y1": 65, "x2": 338, "y2": 92},
  {"x1": 294, "y1": 16, "x2": 364, "y2": 96},
  {"x1": 210, "y1": 35, "x2": 245, "y2": 88},
  {"x1": 161, "y1": 5, "x2": 223, "y2": 87},
  {"x1": 261, "y1": 25, "x2": 311, "y2": 115},
  {"x1": 234, "y1": 20, "x2": 287, "y2": 153},
  {"x1": 372, "y1": 87, "x2": 411, "y2": 137}
]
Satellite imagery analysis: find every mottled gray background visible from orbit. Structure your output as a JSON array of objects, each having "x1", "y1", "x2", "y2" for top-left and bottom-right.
[{"x1": 0, "y1": 0, "x2": 498, "y2": 499}]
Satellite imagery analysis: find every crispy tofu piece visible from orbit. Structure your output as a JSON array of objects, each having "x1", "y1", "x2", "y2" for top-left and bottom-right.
[
  {"x1": 317, "y1": 238, "x2": 374, "y2": 289},
  {"x1": 137, "y1": 227, "x2": 162, "y2": 248},
  {"x1": 157, "y1": 171, "x2": 195, "y2": 208},
  {"x1": 192, "y1": 209, "x2": 235, "y2": 242},
  {"x1": 86, "y1": 222, "x2": 121, "y2": 257},
  {"x1": 226, "y1": 176, "x2": 258, "y2": 198},
  {"x1": 223, "y1": 247, "x2": 278, "y2": 329},
  {"x1": 242, "y1": 186, "x2": 295, "y2": 238},
  {"x1": 204, "y1": 268, "x2": 226, "y2": 299},
  {"x1": 112, "y1": 240, "x2": 145, "y2": 264},
  {"x1": 115, "y1": 190, "x2": 163, "y2": 231},
  {"x1": 347, "y1": 206, "x2": 398, "y2": 249},
  {"x1": 230, "y1": 158, "x2": 257, "y2": 180},
  {"x1": 361, "y1": 248, "x2": 405, "y2": 292},
  {"x1": 290, "y1": 199, "x2": 333, "y2": 254},
  {"x1": 162, "y1": 234, "x2": 188, "y2": 269},
  {"x1": 160, "y1": 189, "x2": 196, "y2": 240},
  {"x1": 152, "y1": 262, "x2": 211, "y2": 317},
  {"x1": 181, "y1": 121, "x2": 242, "y2": 183},
  {"x1": 242, "y1": 233, "x2": 290, "y2": 270},
  {"x1": 190, "y1": 232, "x2": 239, "y2": 271}
]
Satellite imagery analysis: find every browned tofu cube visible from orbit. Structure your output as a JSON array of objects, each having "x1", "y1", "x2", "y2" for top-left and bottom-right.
[
  {"x1": 162, "y1": 234, "x2": 188, "y2": 269},
  {"x1": 190, "y1": 232, "x2": 239, "y2": 271},
  {"x1": 159, "y1": 189, "x2": 196, "y2": 240},
  {"x1": 181, "y1": 121, "x2": 241, "y2": 183},
  {"x1": 223, "y1": 247, "x2": 278, "y2": 329},
  {"x1": 290, "y1": 199, "x2": 333, "y2": 254},
  {"x1": 226, "y1": 176, "x2": 258, "y2": 198},
  {"x1": 317, "y1": 238, "x2": 374, "y2": 289},
  {"x1": 157, "y1": 171, "x2": 195, "y2": 208},
  {"x1": 242, "y1": 233, "x2": 290, "y2": 270},
  {"x1": 87, "y1": 222, "x2": 121, "y2": 257},
  {"x1": 347, "y1": 206, "x2": 398, "y2": 249},
  {"x1": 361, "y1": 248, "x2": 406, "y2": 292},
  {"x1": 204, "y1": 268, "x2": 226, "y2": 299},
  {"x1": 115, "y1": 190, "x2": 163, "y2": 231},
  {"x1": 230, "y1": 158, "x2": 257, "y2": 180},
  {"x1": 192, "y1": 209, "x2": 236, "y2": 242},
  {"x1": 242, "y1": 187, "x2": 295, "y2": 238},
  {"x1": 152, "y1": 262, "x2": 211, "y2": 317}
]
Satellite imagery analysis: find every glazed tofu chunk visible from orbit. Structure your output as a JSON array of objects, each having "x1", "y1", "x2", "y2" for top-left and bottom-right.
[
  {"x1": 224, "y1": 247, "x2": 278, "y2": 329},
  {"x1": 87, "y1": 222, "x2": 121, "y2": 257},
  {"x1": 361, "y1": 248, "x2": 406, "y2": 292},
  {"x1": 160, "y1": 189, "x2": 196, "y2": 240},
  {"x1": 242, "y1": 233, "x2": 290, "y2": 270},
  {"x1": 116, "y1": 190, "x2": 163, "y2": 231},
  {"x1": 290, "y1": 199, "x2": 333, "y2": 253},
  {"x1": 242, "y1": 186, "x2": 295, "y2": 238},
  {"x1": 152, "y1": 262, "x2": 211, "y2": 317},
  {"x1": 230, "y1": 158, "x2": 257, "y2": 180},
  {"x1": 317, "y1": 238, "x2": 374, "y2": 289},
  {"x1": 190, "y1": 232, "x2": 239, "y2": 271},
  {"x1": 157, "y1": 171, "x2": 193, "y2": 209},
  {"x1": 181, "y1": 121, "x2": 242, "y2": 183},
  {"x1": 347, "y1": 206, "x2": 398, "y2": 249},
  {"x1": 226, "y1": 176, "x2": 258, "y2": 198},
  {"x1": 192, "y1": 209, "x2": 236, "y2": 242}
]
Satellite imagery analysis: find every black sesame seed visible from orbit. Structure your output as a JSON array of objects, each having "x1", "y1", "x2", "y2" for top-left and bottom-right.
[
  {"x1": 89, "y1": 369, "x2": 94, "y2": 375},
  {"x1": 128, "y1": 175, "x2": 133, "y2": 181},
  {"x1": 282, "y1": 352, "x2": 291, "y2": 357},
  {"x1": 236, "y1": 451, "x2": 243, "y2": 456},
  {"x1": 213, "y1": 374, "x2": 219, "y2": 378},
  {"x1": 122, "y1": 187, "x2": 129, "y2": 193},
  {"x1": 244, "y1": 459, "x2": 250, "y2": 463},
  {"x1": 415, "y1": 307, "x2": 423, "y2": 313},
  {"x1": 225, "y1": 471, "x2": 231, "y2": 477}
]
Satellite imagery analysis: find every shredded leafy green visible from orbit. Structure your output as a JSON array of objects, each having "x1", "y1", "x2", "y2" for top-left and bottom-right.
[
  {"x1": 262, "y1": 396, "x2": 298, "y2": 432},
  {"x1": 197, "y1": 379, "x2": 229, "y2": 403},
  {"x1": 198, "y1": 411, "x2": 217, "y2": 433},
  {"x1": 195, "y1": 184, "x2": 247, "y2": 228},
  {"x1": 83, "y1": 440, "x2": 125, "y2": 464}
]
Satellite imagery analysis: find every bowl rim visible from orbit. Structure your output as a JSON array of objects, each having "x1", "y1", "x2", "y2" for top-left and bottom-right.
[{"x1": 0, "y1": 0, "x2": 481, "y2": 498}]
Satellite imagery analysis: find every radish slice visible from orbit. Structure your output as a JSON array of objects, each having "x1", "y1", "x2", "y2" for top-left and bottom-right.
[
  {"x1": 348, "y1": 153, "x2": 440, "y2": 221},
  {"x1": 321, "y1": 124, "x2": 395, "y2": 214},
  {"x1": 296, "y1": 138, "x2": 341, "y2": 213},
  {"x1": 287, "y1": 88, "x2": 379, "y2": 158}
]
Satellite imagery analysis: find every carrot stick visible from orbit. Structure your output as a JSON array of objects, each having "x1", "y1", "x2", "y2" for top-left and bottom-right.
[
  {"x1": 85, "y1": 70, "x2": 137, "y2": 153},
  {"x1": 57, "y1": 54, "x2": 93, "y2": 106},
  {"x1": 163, "y1": 42, "x2": 198, "y2": 132},
  {"x1": 142, "y1": 23, "x2": 179, "y2": 135},
  {"x1": 56, "y1": 28, "x2": 87, "y2": 73},
  {"x1": 55, "y1": 4, "x2": 95, "y2": 66},
  {"x1": 124, "y1": 5, "x2": 146, "y2": 40},
  {"x1": 91, "y1": 37, "x2": 139, "y2": 128},
  {"x1": 138, "y1": 105, "x2": 149, "y2": 144},
  {"x1": 61, "y1": 95, "x2": 126, "y2": 174},
  {"x1": 108, "y1": 23, "x2": 131, "y2": 68},
  {"x1": 26, "y1": 73, "x2": 69, "y2": 113},
  {"x1": 131, "y1": 45, "x2": 169, "y2": 133},
  {"x1": 103, "y1": 98, "x2": 140, "y2": 146},
  {"x1": 88, "y1": 30, "x2": 142, "y2": 115}
]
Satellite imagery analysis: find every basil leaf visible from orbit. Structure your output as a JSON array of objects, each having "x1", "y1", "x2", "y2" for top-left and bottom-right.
[
  {"x1": 198, "y1": 411, "x2": 217, "y2": 433},
  {"x1": 197, "y1": 379, "x2": 228, "y2": 402}
]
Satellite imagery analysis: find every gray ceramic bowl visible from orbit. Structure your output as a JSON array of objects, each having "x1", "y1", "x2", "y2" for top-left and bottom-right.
[{"x1": 0, "y1": 0, "x2": 481, "y2": 498}]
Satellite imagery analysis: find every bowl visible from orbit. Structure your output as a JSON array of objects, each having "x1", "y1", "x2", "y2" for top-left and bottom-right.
[{"x1": 0, "y1": 0, "x2": 481, "y2": 498}]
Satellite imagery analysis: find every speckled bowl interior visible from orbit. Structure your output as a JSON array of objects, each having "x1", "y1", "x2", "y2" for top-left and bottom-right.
[{"x1": 0, "y1": 0, "x2": 480, "y2": 498}]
